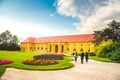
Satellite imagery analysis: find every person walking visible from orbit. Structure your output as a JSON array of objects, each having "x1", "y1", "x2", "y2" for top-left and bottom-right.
[
  {"x1": 72, "y1": 52, "x2": 75, "y2": 57},
  {"x1": 81, "y1": 52, "x2": 84, "y2": 64},
  {"x1": 74, "y1": 51, "x2": 78, "y2": 62},
  {"x1": 85, "y1": 52, "x2": 89, "y2": 63}
]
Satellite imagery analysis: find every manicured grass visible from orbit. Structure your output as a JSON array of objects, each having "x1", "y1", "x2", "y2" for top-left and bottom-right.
[
  {"x1": 0, "y1": 51, "x2": 74, "y2": 76},
  {"x1": 90, "y1": 56, "x2": 113, "y2": 62}
]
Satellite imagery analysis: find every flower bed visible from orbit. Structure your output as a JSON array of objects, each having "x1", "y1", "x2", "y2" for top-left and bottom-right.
[
  {"x1": 34, "y1": 54, "x2": 64, "y2": 60},
  {"x1": 0, "y1": 60, "x2": 13, "y2": 65},
  {"x1": 23, "y1": 59, "x2": 58, "y2": 66},
  {"x1": 57, "y1": 54, "x2": 65, "y2": 57}
]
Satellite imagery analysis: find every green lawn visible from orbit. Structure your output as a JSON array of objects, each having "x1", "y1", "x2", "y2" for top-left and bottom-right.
[
  {"x1": 0, "y1": 51, "x2": 74, "y2": 76},
  {"x1": 90, "y1": 56, "x2": 113, "y2": 62}
]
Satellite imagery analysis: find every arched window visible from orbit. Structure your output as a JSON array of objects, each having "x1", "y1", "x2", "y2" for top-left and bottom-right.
[
  {"x1": 41, "y1": 47, "x2": 43, "y2": 50},
  {"x1": 80, "y1": 48, "x2": 83, "y2": 52},
  {"x1": 50, "y1": 46, "x2": 52, "y2": 52},
  {"x1": 67, "y1": 48, "x2": 69, "y2": 51},
  {"x1": 62, "y1": 46, "x2": 64, "y2": 53},
  {"x1": 73, "y1": 48, "x2": 76, "y2": 51}
]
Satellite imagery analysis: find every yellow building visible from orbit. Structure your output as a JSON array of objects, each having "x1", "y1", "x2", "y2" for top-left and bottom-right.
[{"x1": 20, "y1": 34, "x2": 96, "y2": 54}]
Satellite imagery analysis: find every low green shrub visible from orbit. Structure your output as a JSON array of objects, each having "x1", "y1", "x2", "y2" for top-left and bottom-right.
[
  {"x1": 110, "y1": 50, "x2": 120, "y2": 62},
  {"x1": 89, "y1": 52, "x2": 96, "y2": 56},
  {"x1": 95, "y1": 41, "x2": 120, "y2": 62}
]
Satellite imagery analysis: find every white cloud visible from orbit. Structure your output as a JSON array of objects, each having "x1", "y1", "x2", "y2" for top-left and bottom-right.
[
  {"x1": 55, "y1": 0, "x2": 120, "y2": 34},
  {"x1": 56, "y1": 0, "x2": 78, "y2": 17}
]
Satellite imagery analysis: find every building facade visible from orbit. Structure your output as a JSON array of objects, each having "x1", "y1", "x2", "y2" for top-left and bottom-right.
[{"x1": 20, "y1": 34, "x2": 96, "y2": 54}]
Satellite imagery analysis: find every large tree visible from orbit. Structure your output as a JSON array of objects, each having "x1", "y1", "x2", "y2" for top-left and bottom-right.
[
  {"x1": 107, "y1": 20, "x2": 120, "y2": 41},
  {"x1": 94, "y1": 20, "x2": 120, "y2": 45},
  {"x1": 0, "y1": 30, "x2": 20, "y2": 50}
]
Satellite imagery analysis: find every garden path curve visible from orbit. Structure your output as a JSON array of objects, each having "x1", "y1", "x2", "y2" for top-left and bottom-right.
[{"x1": 0, "y1": 59, "x2": 120, "y2": 80}]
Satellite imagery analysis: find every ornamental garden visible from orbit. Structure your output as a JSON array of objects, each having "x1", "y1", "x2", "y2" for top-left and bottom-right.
[
  {"x1": 0, "y1": 20, "x2": 120, "y2": 76},
  {"x1": 0, "y1": 51, "x2": 74, "y2": 76}
]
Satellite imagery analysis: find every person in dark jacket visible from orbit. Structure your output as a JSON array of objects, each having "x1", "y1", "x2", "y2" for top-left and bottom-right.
[
  {"x1": 72, "y1": 52, "x2": 75, "y2": 57},
  {"x1": 85, "y1": 52, "x2": 89, "y2": 63},
  {"x1": 74, "y1": 51, "x2": 78, "y2": 62},
  {"x1": 81, "y1": 52, "x2": 84, "y2": 64}
]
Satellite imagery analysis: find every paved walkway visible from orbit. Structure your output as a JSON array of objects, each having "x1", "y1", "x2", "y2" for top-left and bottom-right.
[{"x1": 0, "y1": 59, "x2": 120, "y2": 80}]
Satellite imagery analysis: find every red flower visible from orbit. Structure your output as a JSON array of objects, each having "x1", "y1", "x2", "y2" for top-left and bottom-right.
[
  {"x1": 23, "y1": 60, "x2": 31, "y2": 65},
  {"x1": 57, "y1": 54, "x2": 65, "y2": 57},
  {"x1": 23, "y1": 58, "x2": 58, "y2": 66}
]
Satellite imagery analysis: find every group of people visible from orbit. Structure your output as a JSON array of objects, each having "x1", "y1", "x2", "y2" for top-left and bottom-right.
[{"x1": 72, "y1": 51, "x2": 89, "y2": 64}]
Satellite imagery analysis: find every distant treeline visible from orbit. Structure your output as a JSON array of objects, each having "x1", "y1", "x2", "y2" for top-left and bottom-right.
[{"x1": 0, "y1": 30, "x2": 20, "y2": 50}]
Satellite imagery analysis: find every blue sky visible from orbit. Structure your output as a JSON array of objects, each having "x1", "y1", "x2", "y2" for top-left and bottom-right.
[{"x1": 0, "y1": 0, "x2": 120, "y2": 41}]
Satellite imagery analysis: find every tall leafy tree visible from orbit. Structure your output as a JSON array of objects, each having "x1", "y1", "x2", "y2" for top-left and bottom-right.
[
  {"x1": 0, "y1": 30, "x2": 20, "y2": 50},
  {"x1": 94, "y1": 20, "x2": 120, "y2": 45},
  {"x1": 107, "y1": 20, "x2": 120, "y2": 41}
]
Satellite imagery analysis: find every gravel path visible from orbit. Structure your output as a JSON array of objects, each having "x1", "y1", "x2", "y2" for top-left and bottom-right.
[{"x1": 0, "y1": 59, "x2": 120, "y2": 80}]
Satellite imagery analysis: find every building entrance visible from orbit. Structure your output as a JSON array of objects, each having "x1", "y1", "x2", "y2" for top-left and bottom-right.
[
  {"x1": 62, "y1": 46, "x2": 64, "y2": 53},
  {"x1": 55, "y1": 45, "x2": 58, "y2": 53}
]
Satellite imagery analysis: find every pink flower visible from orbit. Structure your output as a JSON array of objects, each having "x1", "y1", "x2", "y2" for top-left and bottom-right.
[{"x1": 0, "y1": 60, "x2": 13, "y2": 65}]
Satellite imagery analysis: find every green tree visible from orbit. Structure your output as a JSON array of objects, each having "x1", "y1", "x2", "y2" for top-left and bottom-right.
[
  {"x1": 0, "y1": 30, "x2": 20, "y2": 50},
  {"x1": 109, "y1": 41, "x2": 120, "y2": 62},
  {"x1": 95, "y1": 40, "x2": 114, "y2": 58},
  {"x1": 94, "y1": 20, "x2": 120, "y2": 45},
  {"x1": 95, "y1": 40, "x2": 120, "y2": 62},
  {"x1": 107, "y1": 20, "x2": 120, "y2": 41}
]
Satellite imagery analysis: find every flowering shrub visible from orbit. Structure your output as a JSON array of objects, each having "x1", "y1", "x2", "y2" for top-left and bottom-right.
[
  {"x1": 57, "y1": 54, "x2": 65, "y2": 57},
  {"x1": 34, "y1": 54, "x2": 64, "y2": 60},
  {"x1": 0, "y1": 60, "x2": 13, "y2": 65},
  {"x1": 23, "y1": 59, "x2": 58, "y2": 66}
]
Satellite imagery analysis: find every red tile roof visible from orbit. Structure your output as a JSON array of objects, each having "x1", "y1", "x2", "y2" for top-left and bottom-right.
[
  {"x1": 22, "y1": 37, "x2": 35, "y2": 43},
  {"x1": 21, "y1": 34, "x2": 95, "y2": 43}
]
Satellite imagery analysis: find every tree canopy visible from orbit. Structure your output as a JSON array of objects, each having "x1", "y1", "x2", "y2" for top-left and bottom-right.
[
  {"x1": 0, "y1": 30, "x2": 20, "y2": 50},
  {"x1": 94, "y1": 20, "x2": 120, "y2": 45},
  {"x1": 94, "y1": 20, "x2": 120, "y2": 62}
]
